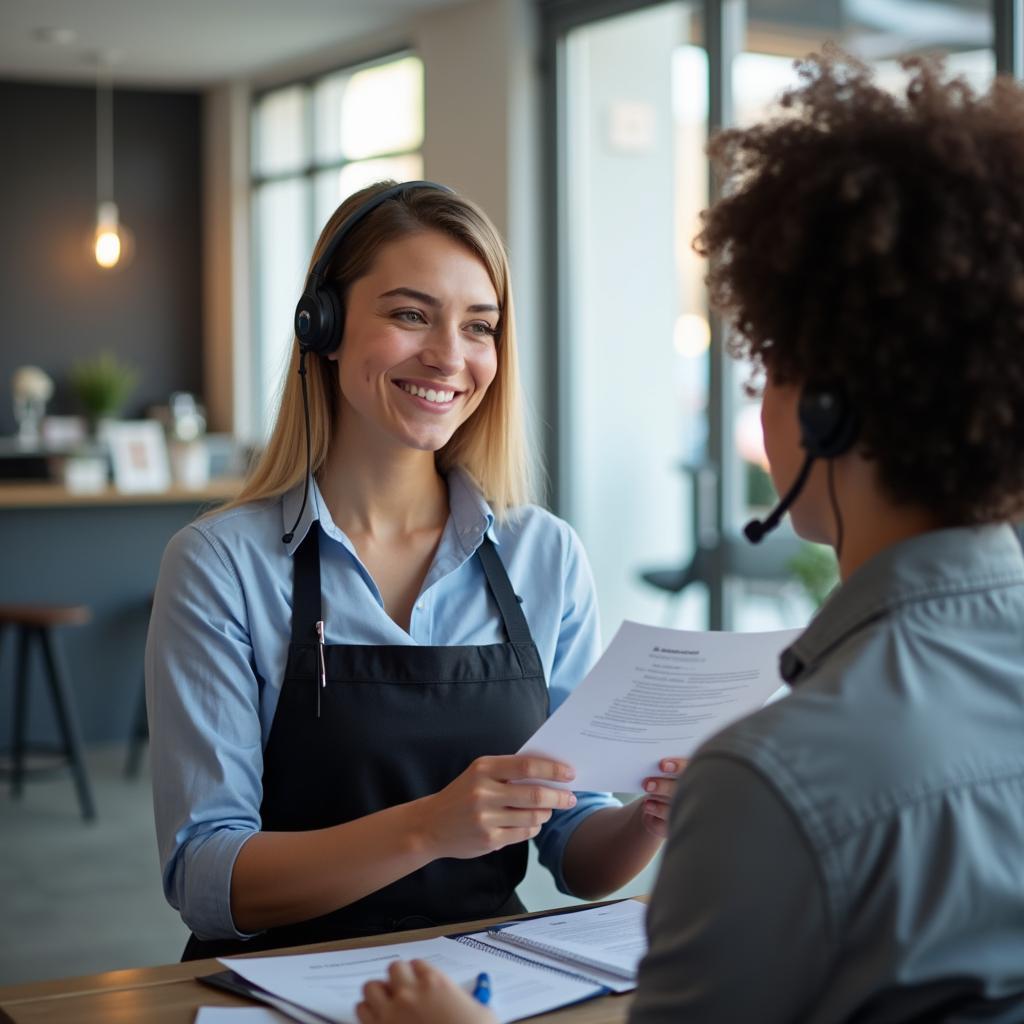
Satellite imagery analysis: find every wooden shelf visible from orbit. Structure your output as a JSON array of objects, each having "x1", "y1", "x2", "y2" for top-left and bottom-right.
[{"x1": 0, "y1": 478, "x2": 244, "y2": 509}]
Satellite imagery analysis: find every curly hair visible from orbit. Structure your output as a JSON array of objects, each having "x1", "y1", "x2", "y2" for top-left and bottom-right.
[{"x1": 695, "y1": 47, "x2": 1024, "y2": 525}]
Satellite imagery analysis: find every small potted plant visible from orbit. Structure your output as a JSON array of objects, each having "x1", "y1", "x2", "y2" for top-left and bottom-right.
[
  {"x1": 787, "y1": 542, "x2": 839, "y2": 608},
  {"x1": 70, "y1": 351, "x2": 138, "y2": 434}
]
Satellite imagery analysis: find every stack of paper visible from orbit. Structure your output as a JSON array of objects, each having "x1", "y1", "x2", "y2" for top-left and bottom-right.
[{"x1": 203, "y1": 900, "x2": 649, "y2": 1024}]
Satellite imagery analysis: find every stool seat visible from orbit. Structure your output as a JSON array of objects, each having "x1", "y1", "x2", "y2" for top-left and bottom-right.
[{"x1": 0, "y1": 604, "x2": 91, "y2": 628}]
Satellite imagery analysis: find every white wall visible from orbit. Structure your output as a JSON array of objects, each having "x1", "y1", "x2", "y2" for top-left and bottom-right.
[
  {"x1": 416, "y1": 0, "x2": 545, "y2": 467},
  {"x1": 202, "y1": 82, "x2": 251, "y2": 435}
]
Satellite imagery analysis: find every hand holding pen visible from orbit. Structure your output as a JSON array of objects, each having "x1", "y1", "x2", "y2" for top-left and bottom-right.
[{"x1": 356, "y1": 960, "x2": 496, "y2": 1024}]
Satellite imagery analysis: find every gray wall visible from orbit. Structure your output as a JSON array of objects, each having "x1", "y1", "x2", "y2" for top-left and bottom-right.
[
  {"x1": 0, "y1": 502, "x2": 210, "y2": 750},
  {"x1": 0, "y1": 79, "x2": 206, "y2": 751},
  {"x1": 0, "y1": 80, "x2": 203, "y2": 434}
]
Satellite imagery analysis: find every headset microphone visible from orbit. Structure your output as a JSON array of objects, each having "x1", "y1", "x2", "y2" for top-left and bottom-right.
[
  {"x1": 744, "y1": 453, "x2": 815, "y2": 543},
  {"x1": 743, "y1": 385, "x2": 858, "y2": 545},
  {"x1": 281, "y1": 180, "x2": 455, "y2": 545}
]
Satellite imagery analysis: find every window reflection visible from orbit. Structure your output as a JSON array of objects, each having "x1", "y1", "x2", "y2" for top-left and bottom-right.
[{"x1": 558, "y1": 0, "x2": 996, "y2": 634}]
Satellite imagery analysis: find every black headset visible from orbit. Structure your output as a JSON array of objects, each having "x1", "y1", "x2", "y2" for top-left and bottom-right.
[
  {"x1": 797, "y1": 386, "x2": 859, "y2": 461},
  {"x1": 282, "y1": 179, "x2": 456, "y2": 543},
  {"x1": 293, "y1": 180, "x2": 455, "y2": 358},
  {"x1": 744, "y1": 383, "x2": 859, "y2": 544}
]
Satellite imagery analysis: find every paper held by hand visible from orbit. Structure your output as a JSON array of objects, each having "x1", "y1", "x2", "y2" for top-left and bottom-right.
[{"x1": 519, "y1": 620, "x2": 800, "y2": 793}]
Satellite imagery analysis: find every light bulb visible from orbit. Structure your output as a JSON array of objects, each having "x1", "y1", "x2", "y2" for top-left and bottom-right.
[
  {"x1": 95, "y1": 229, "x2": 122, "y2": 268},
  {"x1": 94, "y1": 200, "x2": 122, "y2": 268}
]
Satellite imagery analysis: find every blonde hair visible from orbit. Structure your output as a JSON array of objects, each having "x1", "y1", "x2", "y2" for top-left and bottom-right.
[{"x1": 226, "y1": 182, "x2": 534, "y2": 520}]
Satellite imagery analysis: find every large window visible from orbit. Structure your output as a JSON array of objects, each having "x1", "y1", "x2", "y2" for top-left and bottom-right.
[
  {"x1": 250, "y1": 54, "x2": 424, "y2": 433},
  {"x1": 545, "y1": 0, "x2": 1003, "y2": 636}
]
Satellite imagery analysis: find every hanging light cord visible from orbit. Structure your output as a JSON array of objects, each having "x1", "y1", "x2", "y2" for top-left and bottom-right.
[{"x1": 96, "y1": 66, "x2": 113, "y2": 206}]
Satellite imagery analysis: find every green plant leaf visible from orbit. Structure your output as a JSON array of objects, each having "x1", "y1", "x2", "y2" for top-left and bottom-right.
[{"x1": 69, "y1": 352, "x2": 138, "y2": 419}]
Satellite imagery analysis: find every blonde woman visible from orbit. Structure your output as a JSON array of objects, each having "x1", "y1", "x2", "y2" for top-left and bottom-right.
[{"x1": 146, "y1": 181, "x2": 680, "y2": 960}]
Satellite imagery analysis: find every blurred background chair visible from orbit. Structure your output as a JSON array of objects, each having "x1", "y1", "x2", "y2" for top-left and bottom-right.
[
  {"x1": 638, "y1": 461, "x2": 805, "y2": 630},
  {"x1": 124, "y1": 673, "x2": 149, "y2": 778},
  {"x1": 124, "y1": 592, "x2": 154, "y2": 778}
]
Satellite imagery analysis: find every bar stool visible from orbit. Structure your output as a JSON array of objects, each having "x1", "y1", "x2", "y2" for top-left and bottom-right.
[
  {"x1": 0, "y1": 603, "x2": 96, "y2": 820},
  {"x1": 124, "y1": 670, "x2": 148, "y2": 778}
]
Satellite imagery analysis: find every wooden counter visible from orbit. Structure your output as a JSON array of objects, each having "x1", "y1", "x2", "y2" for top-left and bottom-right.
[
  {"x1": 0, "y1": 478, "x2": 244, "y2": 509},
  {"x1": 0, "y1": 906, "x2": 637, "y2": 1024}
]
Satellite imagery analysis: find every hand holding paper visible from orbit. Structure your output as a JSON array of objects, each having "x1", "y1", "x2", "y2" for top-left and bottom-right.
[
  {"x1": 639, "y1": 756, "x2": 686, "y2": 838},
  {"x1": 518, "y1": 621, "x2": 799, "y2": 792}
]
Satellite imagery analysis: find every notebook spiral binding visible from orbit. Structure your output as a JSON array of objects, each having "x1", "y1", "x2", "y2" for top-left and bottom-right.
[{"x1": 453, "y1": 935, "x2": 604, "y2": 988}]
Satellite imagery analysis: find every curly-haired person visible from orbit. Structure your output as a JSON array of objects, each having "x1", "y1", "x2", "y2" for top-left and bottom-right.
[{"x1": 353, "y1": 50, "x2": 1024, "y2": 1024}]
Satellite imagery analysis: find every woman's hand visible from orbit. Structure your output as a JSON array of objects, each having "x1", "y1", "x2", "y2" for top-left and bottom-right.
[
  {"x1": 638, "y1": 757, "x2": 688, "y2": 839},
  {"x1": 414, "y1": 754, "x2": 577, "y2": 860},
  {"x1": 356, "y1": 959, "x2": 497, "y2": 1024}
]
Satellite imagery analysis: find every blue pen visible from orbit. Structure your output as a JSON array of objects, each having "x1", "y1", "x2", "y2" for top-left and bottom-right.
[{"x1": 471, "y1": 971, "x2": 491, "y2": 1005}]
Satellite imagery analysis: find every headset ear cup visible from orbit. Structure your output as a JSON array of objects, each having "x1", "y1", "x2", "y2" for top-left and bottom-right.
[
  {"x1": 799, "y1": 386, "x2": 859, "y2": 459},
  {"x1": 318, "y1": 285, "x2": 345, "y2": 356},
  {"x1": 294, "y1": 283, "x2": 344, "y2": 356}
]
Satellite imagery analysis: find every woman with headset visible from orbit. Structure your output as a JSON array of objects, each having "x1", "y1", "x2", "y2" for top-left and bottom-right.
[
  {"x1": 354, "y1": 51, "x2": 1024, "y2": 1024},
  {"x1": 146, "y1": 182, "x2": 680, "y2": 959}
]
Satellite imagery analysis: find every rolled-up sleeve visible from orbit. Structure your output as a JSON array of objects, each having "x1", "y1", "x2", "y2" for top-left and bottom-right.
[
  {"x1": 145, "y1": 524, "x2": 264, "y2": 941},
  {"x1": 534, "y1": 521, "x2": 621, "y2": 894}
]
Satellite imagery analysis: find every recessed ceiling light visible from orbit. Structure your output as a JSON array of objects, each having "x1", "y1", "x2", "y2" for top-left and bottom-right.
[{"x1": 33, "y1": 26, "x2": 78, "y2": 47}]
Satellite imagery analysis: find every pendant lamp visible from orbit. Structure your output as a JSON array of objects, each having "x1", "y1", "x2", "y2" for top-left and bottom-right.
[{"x1": 93, "y1": 57, "x2": 133, "y2": 269}]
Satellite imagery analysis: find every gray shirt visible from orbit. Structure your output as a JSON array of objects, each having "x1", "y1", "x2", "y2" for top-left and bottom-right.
[{"x1": 630, "y1": 524, "x2": 1024, "y2": 1024}]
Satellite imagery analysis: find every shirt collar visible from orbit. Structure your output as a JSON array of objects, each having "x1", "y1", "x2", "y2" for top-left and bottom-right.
[
  {"x1": 446, "y1": 466, "x2": 498, "y2": 554},
  {"x1": 779, "y1": 524, "x2": 1024, "y2": 685},
  {"x1": 279, "y1": 466, "x2": 497, "y2": 559},
  {"x1": 280, "y1": 476, "x2": 326, "y2": 557}
]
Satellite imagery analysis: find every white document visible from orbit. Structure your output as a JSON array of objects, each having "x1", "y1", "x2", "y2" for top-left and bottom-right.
[
  {"x1": 520, "y1": 620, "x2": 799, "y2": 792},
  {"x1": 195, "y1": 1009, "x2": 293, "y2": 1024},
  {"x1": 220, "y1": 935, "x2": 603, "y2": 1024}
]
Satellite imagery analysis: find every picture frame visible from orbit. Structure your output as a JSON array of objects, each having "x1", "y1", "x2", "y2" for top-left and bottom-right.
[{"x1": 104, "y1": 420, "x2": 171, "y2": 493}]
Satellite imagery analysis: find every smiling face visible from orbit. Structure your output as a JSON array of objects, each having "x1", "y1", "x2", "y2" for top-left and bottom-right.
[{"x1": 330, "y1": 229, "x2": 500, "y2": 457}]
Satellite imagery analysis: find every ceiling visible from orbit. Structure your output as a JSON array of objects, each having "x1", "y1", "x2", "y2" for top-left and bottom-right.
[
  {"x1": 0, "y1": 0, "x2": 995, "y2": 92},
  {"x1": 0, "y1": 0, "x2": 455, "y2": 90}
]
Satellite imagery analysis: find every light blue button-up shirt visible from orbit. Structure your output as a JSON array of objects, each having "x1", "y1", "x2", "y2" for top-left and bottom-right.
[{"x1": 145, "y1": 468, "x2": 619, "y2": 941}]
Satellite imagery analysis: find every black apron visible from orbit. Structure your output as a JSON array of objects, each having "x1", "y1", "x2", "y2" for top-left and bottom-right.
[{"x1": 182, "y1": 524, "x2": 549, "y2": 960}]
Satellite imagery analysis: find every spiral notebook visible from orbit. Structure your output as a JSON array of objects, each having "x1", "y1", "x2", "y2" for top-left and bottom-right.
[
  {"x1": 202, "y1": 899, "x2": 647, "y2": 1024},
  {"x1": 473, "y1": 898, "x2": 646, "y2": 994}
]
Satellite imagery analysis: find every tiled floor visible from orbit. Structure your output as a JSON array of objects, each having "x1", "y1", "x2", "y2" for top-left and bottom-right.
[{"x1": 0, "y1": 745, "x2": 656, "y2": 987}]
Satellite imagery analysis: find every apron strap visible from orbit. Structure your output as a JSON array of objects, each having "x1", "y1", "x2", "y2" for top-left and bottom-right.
[
  {"x1": 291, "y1": 524, "x2": 323, "y2": 645},
  {"x1": 476, "y1": 537, "x2": 533, "y2": 645},
  {"x1": 293, "y1": 526, "x2": 533, "y2": 647}
]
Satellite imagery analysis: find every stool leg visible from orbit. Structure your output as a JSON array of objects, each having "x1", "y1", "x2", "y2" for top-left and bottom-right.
[
  {"x1": 11, "y1": 626, "x2": 32, "y2": 799},
  {"x1": 39, "y1": 627, "x2": 96, "y2": 821},
  {"x1": 124, "y1": 672, "x2": 149, "y2": 778}
]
